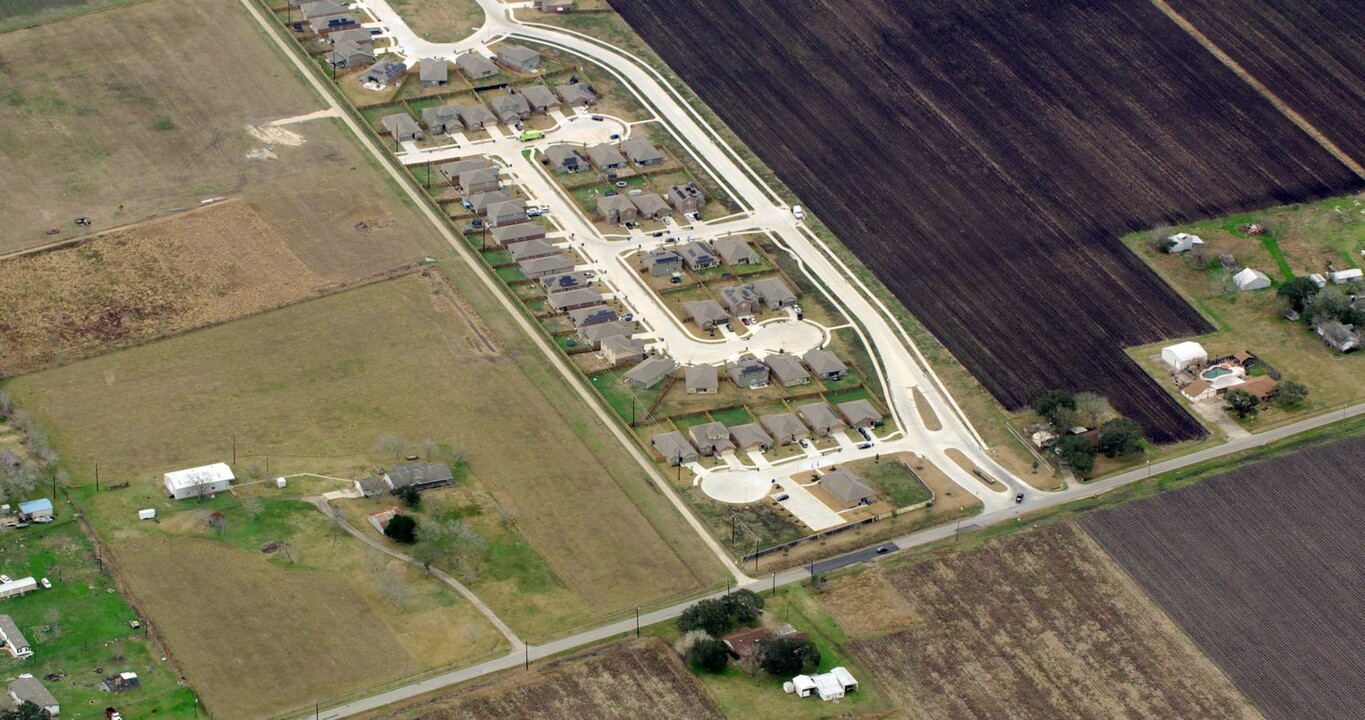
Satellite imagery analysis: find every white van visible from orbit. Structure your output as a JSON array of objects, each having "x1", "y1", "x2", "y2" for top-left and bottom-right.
[{"x1": 792, "y1": 205, "x2": 806, "y2": 220}]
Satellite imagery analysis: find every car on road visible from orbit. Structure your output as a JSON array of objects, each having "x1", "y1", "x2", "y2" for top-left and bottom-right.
[
  {"x1": 591, "y1": 115, "x2": 604, "y2": 121},
  {"x1": 775, "y1": 494, "x2": 789, "y2": 502},
  {"x1": 652, "y1": 231, "x2": 664, "y2": 237},
  {"x1": 798, "y1": 439, "x2": 809, "y2": 448},
  {"x1": 621, "y1": 313, "x2": 634, "y2": 321},
  {"x1": 792, "y1": 205, "x2": 806, "y2": 220},
  {"x1": 876, "y1": 545, "x2": 893, "y2": 555},
  {"x1": 857, "y1": 442, "x2": 873, "y2": 449},
  {"x1": 1015, "y1": 493, "x2": 1025, "y2": 504}
]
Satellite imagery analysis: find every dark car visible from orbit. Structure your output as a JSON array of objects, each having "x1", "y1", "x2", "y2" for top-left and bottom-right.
[
  {"x1": 775, "y1": 494, "x2": 789, "y2": 502},
  {"x1": 1015, "y1": 493, "x2": 1025, "y2": 504}
]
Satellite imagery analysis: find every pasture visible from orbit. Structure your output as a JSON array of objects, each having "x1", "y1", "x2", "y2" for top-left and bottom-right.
[
  {"x1": 843, "y1": 523, "x2": 1262, "y2": 719},
  {"x1": 0, "y1": 0, "x2": 148, "y2": 32},
  {"x1": 609, "y1": 0, "x2": 1363, "y2": 443},
  {"x1": 1082, "y1": 434, "x2": 1365, "y2": 720}
]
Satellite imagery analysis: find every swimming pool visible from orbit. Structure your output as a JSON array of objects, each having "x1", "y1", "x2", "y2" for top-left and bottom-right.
[{"x1": 1202, "y1": 366, "x2": 1233, "y2": 379}]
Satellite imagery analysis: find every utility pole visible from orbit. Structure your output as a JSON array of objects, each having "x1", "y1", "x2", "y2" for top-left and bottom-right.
[
  {"x1": 524, "y1": 644, "x2": 529, "y2": 671},
  {"x1": 635, "y1": 605, "x2": 640, "y2": 637},
  {"x1": 232, "y1": 434, "x2": 237, "y2": 465},
  {"x1": 94, "y1": 463, "x2": 99, "y2": 492}
]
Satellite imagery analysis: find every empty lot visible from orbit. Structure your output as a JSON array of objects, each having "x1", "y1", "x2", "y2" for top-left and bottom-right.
[
  {"x1": 1082, "y1": 434, "x2": 1365, "y2": 720},
  {"x1": 610, "y1": 0, "x2": 1362, "y2": 443}
]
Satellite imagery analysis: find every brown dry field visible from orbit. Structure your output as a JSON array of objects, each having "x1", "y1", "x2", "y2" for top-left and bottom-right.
[
  {"x1": 843, "y1": 523, "x2": 1262, "y2": 720},
  {"x1": 387, "y1": 0, "x2": 485, "y2": 43},
  {"x1": 366, "y1": 638, "x2": 724, "y2": 720}
]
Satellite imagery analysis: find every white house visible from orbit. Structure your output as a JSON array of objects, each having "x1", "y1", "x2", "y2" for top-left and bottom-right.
[
  {"x1": 1330, "y1": 268, "x2": 1363, "y2": 285},
  {"x1": 0, "y1": 577, "x2": 38, "y2": 600},
  {"x1": 164, "y1": 463, "x2": 234, "y2": 500},
  {"x1": 1160, "y1": 341, "x2": 1207, "y2": 371},
  {"x1": 1164, "y1": 232, "x2": 1204, "y2": 253},
  {"x1": 1233, "y1": 267, "x2": 1271, "y2": 291}
]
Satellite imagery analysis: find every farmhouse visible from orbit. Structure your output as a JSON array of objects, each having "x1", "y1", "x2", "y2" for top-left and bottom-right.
[
  {"x1": 621, "y1": 138, "x2": 664, "y2": 166},
  {"x1": 723, "y1": 627, "x2": 774, "y2": 661},
  {"x1": 727, "y1": 357, "x2": 770, "y2": 389},
  {"x1": 569, "y1": 305, "x2": 619, "y2": 327},
  {"x1": 419, "y1": 58, "x2": 448, "y2": 87},
  {"x1": 804, "y1": 348, "x2": 847, "y2": 380},
  {"x1": 492, "y1": 222, "x2": 545, "y2": 247},
  {"x1": 1160, "y1": 341, "x2": 1207, "y2": 371},
  {"x1": 328, "y1": 38, "x2": 374, "y2": 68},
  {"x1": 0, "y1": 615, "x2": 32, "y2": 659},
  {"x1": 455, "y1": 104, "x2": 497, "y2": 130},
  {"x1": 601, "y1": 335, "x2": 646, "y2": 365},
  {"x1": 686, "y1": 364, "x2": 719, "y2": 394},
  {"x1": 164, "y1": 463, "x2": 234, "y2": 500},
  {"x1": 509, "y1": 239, "x2": 560, "y2": 263},
  {"x1": 381, "y1": 113, "x2": 423, "y2": 142},
  {"x1": 456, "y1": 52, "x2": 498, "y2": 79},
  {"x1": 360, "y1": 61, "x2": 406, "y2": 86},
  {"x1": 457, "y1": 167, "x2": 501, "y2": 196},
  {"x1": 597, "y1": 195, "x2": 638, "y2": 224},
  {"x1": 837, "y1": 399, "x2": 883, "y2": 428},
  {"x1": 423, "y1": 106, "x2": 464, "y2": 134},
  {"x1": 752, "y1": 277, "x2": 797, "y2": 309},
  {"x1": 541, "y1": 271, "x2": 592, "y2": 294},
  {"x1": 1164, "y1": 233, "x2": 1204, "y2": 254},
  {"x1": 1233, "y1": 267, "x2": 1271, "y2": 291},
  {"x1": 715, "y1": 237, "x2": 759, "y2": 266},
  {"x1": 384, "y1": 463, "x2": 454, "y2": 493},
  {"x1": 490, "y1": 94, "x2": 532, "y2": 125},
  {"x1": 684, "y1": 300, "x2": 729, "y2": 330},
  {"x1": 667, "y1": 182, "x2": 706, "y2": 214},
  {"x1": 799, "y1": 403, "x2": 847, "y2": 436},
  {"x1": 720, "y1": 285, "x2": 761, "y2": 316},
  {"x1": 679, "y1": 241, "x2": 718, "y2": 271},
  {"x1": 469, "y1": 190, "x2": 512, "y2": 215},
  {"x1": 555, "y1": 83, "x2": 597, "y2": 107},
  {"x1": 519, "y1": 254, "x2": 575, "y2": 278},
  {"x1": 577, "y1": 321, "x2": 633, "y2": 348},
  {"x1": 486, "y1": 199, "x2": 529, "y2": 227},
  {"x1": 765, "y1": 354, "x2": 811, "y2": 386},
  {"x1": 543, "y1": 144, "x2": 586, "y2": 172},
  {"x1": 641, "y1": 247, "x2": 682, "y2": 277},
  {"x1": 688, "y1": 422, "x2": 735, "y2": 455},
  {"x1": 819, "y1": 470, "x2": 875, "y2": 507},
  {"x1": 17, "y1": 498, "x2": 53, "y2": 523},
  {"x1": 761, "y1": 413, "x2": 810, "y2": 445},
  {"x1": 624, "y1": 357, "x2": 677, "y2": 389},
  {"x1": 652, "y1": 431, "x2": 699, "y2": 466},
  {"x1": 1317, "y1": 320, "x2": 1360, "y2": 353},
  {"x1": 631, "y1": 193, "x2": 672, "y2": 220},
  {"x1": 497, "y1": 44, "x2": 542, "y2": 73},
  {"x1": 6, "y1": 675, "x2": 58, "y2": 717},
  {"x1": 586, "y1": 143, "x2": 628, "y2": 171},
  {"x1": 729, "y1": 423, "x2": 773, "y2": 452},
  {"x1": 0, "y1": 578, "x2": 37, "y2": 600},
  {"x1": 547, "y1": 288, "x2": 605, "y2": 313},
  {"x1": 353, "y1": 476, "x2": 388, "y2": 498},
  {"x1": 521, "y1": 85, "x2": 560, "y2": 113}
]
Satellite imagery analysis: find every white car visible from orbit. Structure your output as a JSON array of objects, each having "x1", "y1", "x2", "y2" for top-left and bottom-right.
[
  {"x1": 40, "y1": 578, "x2": 51, "y2": 589},
  {"x1": 0, "y1": 575, "x2": 10, "y2": 584},
  {"x1": 792, "y1": 205, "x2": 806, "y2": 220}
]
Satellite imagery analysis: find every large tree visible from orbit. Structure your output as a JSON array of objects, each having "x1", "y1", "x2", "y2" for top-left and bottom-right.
[
  {"x1": 1054, "y1": 435, "x2": 1097, "y2": 477},
  {"x1": 759, "y1": 636, "x2": 821, "y2": 676},
  {"x1": 1225, "y1": 389, "x2": 1260, "y2": 419},
  {"x1": 1033, "y1": 390, "x2": 1076, "y2": 427},
  {"x1": 678, "y1": 598, "x2": 734, "y2": 636},
  {"x1": 1276, "y1": 380, "x2": 1308, "y2": 409},
  {"x1": 1276, "y1": 276, "x2": 1319, "y2": 313},
  {"x1": 384, "y1": 514, "x2": 418, "y2": 544},
  {"x1": 689, "y1": 637, "x2": 731, "y2": 673},
  {"x1": 1, "y1": 701, "x2": 51, "y2": 720},
  {"x1": 1097, "y1": 418, "x2": 1143, "y2": 458}
]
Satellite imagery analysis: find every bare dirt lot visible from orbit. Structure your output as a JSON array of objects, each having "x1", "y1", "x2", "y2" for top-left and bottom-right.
[
  {"x1": 366, "y1": 638, "x2": 723, "y2": 720},
  {"x1": 843, "y1": 523, "x2": 1262, "y2": 720},
  {"x1": 1082, "y1": 434, "x2": 1365, "y2": 720},
  {"x1": 609, "y1": 0, "x2": 1363, "y2": 444}
]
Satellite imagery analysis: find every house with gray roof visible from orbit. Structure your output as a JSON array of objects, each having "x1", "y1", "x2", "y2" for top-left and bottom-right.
[
  {"x1": 837, "y1": 399, "x2": 883, "y2": 429},
  {"x1": 384, "y1": 463, "x2": 454, "y2": 492},
  {"x1": 439, "y1": 158, "x2": 491, "y2": 183},
  {"x1": 328, "y1": 38, "x2": 374, "y2": 69},
  {"x1": 521, "y1": 85, "x2": 560, "y2": 113},
  {"x1": 327, "y1": 27, "x2": 372, "y2": 46},
  {"x1": 469, "y1": 190, "x2": 512, "y2": 214},
  {"x1": 508, "y1": 238, "x2": 559, "y2": 263},
  {"x1": 765, "y1": 354, "x2": 811, "y2": 386},
  {"x1": 556, "y1": 83, "x2": 597, "y2": 107},
  {"x1": 547, "y1": 288, "x2": 604, "y2": 313},
  {"x1": 803, "y1": 348, "x2": 848, "y2": 380},
  {"x1": 679, "y1": 241, "x2": 717, "y2": 271},
  {"x1": 519, "y1": 253, "x2": 574, "y2": 278},
  {"x1": 360, "y1": 60, "x2": 406, "y2": 85},
  {"x1": 457, "y1": 167, "x2": 501, "y2": 196},
  {"x1": 586, "y1": 143, "x2": 628, "y2": 171},
  {"x1": 490, "y1": 93, "x2": 532, "y2": 124},
  {"x1": 422, "y1": 105, "x2": 463, "y2": 134},
  {"x1": 729, "y1": 424, "x2": 773, "y2": 452},
  {"x1": 686, "y1": 364, "x2": 718, "y2": 394},
  {"x1": 541, "y1": 270, "x2": 592, "y2": 294},
  {"x1": 752, "y1": 276, "x2": 797, "y2": 309},
  {"x1": 577, "y1": 320, "x2": 633, "y2": 347},
  {"x1": 820, "y1": 470, "x2": 875, "y2": 508},
  {"x1": 667, "y1": 182, "x2": 706, "y2": 214},
  {"x1": 601, "y1": 335, "x2": 646, "y2": 365},
  {"x1": 419, "y1": 58, "x2": 449, "y2": 86},
  {"x1": 727, "y1": 357, "x2": 770, "y2": 389},
  {"x1": 456, "y1": 52, "x2": 498, "y2": 79},
  {"x1": 486, "y1": 198, "x2": 528, "y2": 227},
  {"x1": 715, "y1": 237, "x2": 759, "y2": 266},
  {"x1": 652, "y1": 431, "x2": 699, "y2": 466},
  {"x1": 688, "y1": 422, "x2": 734, "y2": 456},
  {"x1": 6, "y1": 676, "x2": 58, "y2": 717},
  {"x1": 621, "y1": 138, "x2": 665, "y2": 166},
  {"x1": 312, "y1": 12, "x2": 360, "y2": 35},
  {"x1": 623, "y1": 356, "x2": 677, "y2": 389},
  {"x1": 543, "y1": 144, "x2": 586, "y2": 172},
  {"x1": 597, "y1": 195, "x2": 637, "y2": 224},
  {"x1": 299, "y1": 0, "x2": 346, "y2": 20},
  {"x1": 641, "y1": 248, "x2": 681, "y2": 277},
  {"x1": 0, "y1": 615, "x2": 32, "y2": 659},
  {"x1": 569, "y1": 305, "x2": 619, "y2": 327},
  {"x1": 631, "y1": 193, "x2": 672, "y2": 220},
  {"x1": 381, "y1": 113, "x2": 423, "y2": 142},
  {"x1": 684, "y1": 300, "x2": 729, "y2": 330},
  {"x1": 497, "y1": 44, "x2": 542, "y2": 73},
  {"x1": 353, "y1": 476, "x2": 388, "y2": 498},
  {"x1": 720, "y1": 285, "x2": 760, "y2": 316},
  {"x1": 455, "y1": 104, "x2": 497, "y2": 130},
  {"x1": 493, "y1": 222, "x2": 546, "y2": 247},
  {"x1": 798, "y1": 402, "x2": 847, "y2": 436},
  {"x1": 761, "y1": 413, "x2": 810, "y2": 445}
]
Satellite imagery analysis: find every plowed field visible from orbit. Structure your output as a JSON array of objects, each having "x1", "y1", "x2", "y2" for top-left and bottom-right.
[{"x1": 609, "y1": 0, "x2": 1363, "y2": 442}]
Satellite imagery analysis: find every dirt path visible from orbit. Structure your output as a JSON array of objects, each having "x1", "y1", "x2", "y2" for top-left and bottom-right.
[{"x1": 1148, "y1": 0, "x2": 1365, "y2": 181}]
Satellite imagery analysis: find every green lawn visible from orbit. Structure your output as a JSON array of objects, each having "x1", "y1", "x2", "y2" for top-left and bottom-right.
[
  {"x1": 710, "y1": 407, "x2": 755, "y2": 426},
  {"x1": 858, "y1": 460, "x2": 932, "y2": 509}
]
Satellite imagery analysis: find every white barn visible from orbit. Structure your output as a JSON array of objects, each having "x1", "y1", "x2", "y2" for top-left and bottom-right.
[
  {"x1": 164, "y1": 463, "x2": 234, "y2": 500},
  {"x1": 1233, "y1": 267, "x2": 1271, "y2": 291},
  {"x1": 1160, "y1": 341, "x2": 1207, "y2": 371}
]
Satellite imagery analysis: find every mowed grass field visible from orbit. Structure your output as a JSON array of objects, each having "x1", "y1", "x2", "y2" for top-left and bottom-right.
[
  {"x1": 9, "y1": 275, "x2": 720, "y2": 632},
  {"x1": 1082, "y1": 434, "x2": 1365, "y2": 720},
  {"x1": 388, "y1": 0, "x2": 485, "y2": 43}
]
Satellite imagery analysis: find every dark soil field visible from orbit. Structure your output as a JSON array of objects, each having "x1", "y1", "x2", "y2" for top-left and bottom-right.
[
  {"x1": 609, "y1": 0, "x2": 1363, "y2": 442},
  {"x1": 1169, "y1": 0, "x2": 1365, "y2": 156},
  {"x1": 1081, "y1": 434, "x2": 1365, "y2": 720}
]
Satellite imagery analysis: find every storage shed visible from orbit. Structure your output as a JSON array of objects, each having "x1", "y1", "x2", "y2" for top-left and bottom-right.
[{"x1": 1159, "y1": 341, "x2": 1207, "y2": 371}]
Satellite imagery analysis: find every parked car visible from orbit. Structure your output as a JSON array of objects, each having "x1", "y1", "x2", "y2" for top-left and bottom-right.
[
  {"x1": 792, "y1": 205, "x2": 806, "y2": 220},
  {"x1": 798, "y1": 439, "x2": 809, "y2": 448},
  {"x1": 609, "y1": 133, "x2": 621, "y2": 140},
  {"x1": 40, "y1": 578, "x2": 51, "y2": 589},
  {"x1": 1015, "y1": 493, "x2": 1025, "y2": 504},
  {"x1": 775, "y1": 494, "x2": 790, "y2": 502},
  {"x1": 857, "y1": 442, "x2": 873, "y2": 450},
  {"x1": 0, "y1": 576, "x2": 10, "y2": 584},
  {"x1": 858, "y1": 426, "x2": 873, "y2": 441},
  {"x1": 591, "y1": 115, "x2": 604, "y2": 121},
  {"x1": 662, "y1": 216, "x2": 672, "y2": 226},
  {"x1": 526, "y1": 207, "x2": 541, "y2": 217},
  {"x1": 621, "y1": 313, "x2": 634, "y2": 322},
  {"x1": 469, "y1": 218, "x2": 484, "y2": 228},
  {"x1": 106, "y1": 708, "x2": 123, "y2": 720}
]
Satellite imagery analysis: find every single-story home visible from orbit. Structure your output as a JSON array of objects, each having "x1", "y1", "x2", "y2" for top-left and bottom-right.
[
  {"x1": 7, "y1": 675, "x2": 59, "y2": 717},
  {"x1": 381, "y1": 113, "x2": 423, "y2": 142},
  {"x1": 1233, "y1": 267, "x2": 1271, "y2": 291},
  {"x1": 1317, "y1": 320, "x2": 1361, "y2": 353},
  {"x1": 440, "y1": 159, "x2": 492, "y2": 185},
  {"x1": 729, "y1": 424, "x2": 773, "y2": 452},
  {"x1": 722, "y1": 627, "x2": 773, "y2": 661},
  {"x1": 310, "y1": 12, "x2": 360, "y2": 36},
  {"x1": 601, "y1": 335, "x2": 646, "y2": 365},
  {"x1": 497, "y1": 44, "x2": 542, "y2": 73},
  {"x1": 455, "y1": 104, "x2": 497, "y2": 130},
  {"x1": 715, "y1": 237, "x2": 759, "y2": 266},
  {"x1": 679, "y1": 241, "x2": 717, "y2": 271},
  {"x1": 298, "y1": 0, "x2": 346, "y2": 20},
  {"x1": 457, "y1": 167, "x2": 501, "y2": 196},
  {"x1": 752, "y1": 277, "x2": 797, "y2": 308},
  {"x1": 456, "y1": 52, "x2": 498, "y2": 79},
  {"x1": 765, "y1": 353, "x2": 811, "y2": 386},
  {"x1": 684, "y1": 300, "x2": 730, "y2": 330},
  {"x1": 667, "y1": 182, "x2": 706, "y2": 214},
  {"x1": 555, "y1": 83, "x2": 597, "y2": 107},
  {"x1": 720, "y1": 284, "x2": 761, "y2": 316},
  {"x1": 328, "y1": 38, "x2": 374, "y2": 68},
  {"x1": 0, "y1": 615, "x2": 32, "y2": 659},
  {"x1": 819, "y1": 470, "x2": 875, "y2": 507},
  {"x1": 688, "y1": 422, "x2": 735, "y2": 456},
  {"x1": 1331, "y1": 268, "x2": 1363, "y2": 285},
  {"x1": 586, "y1": 143, "x2": 628, "y2": 171},
  {"x1": 468, "y1": 190, "x2": 512, "y2": 215},
  {"x1": 508, "y1": 238, "x2": 560, "y2": 263},
  {"x1": 423, "y1": 105, "x2": 465, "y2": 134},
  {"x1": 598, "y1": 195, "x2": 638, "y2": 224},
  {"x1": 384, "y1": 463, "x2": 454, "y2": 493},
  {"x1": 569, "y1": 305, "x2": 620, "y2": 327},
  {"x1": 837, "y1": 399, "x2": 883, "y2": 428},
  {"x1": 521, "y1": 85, "x2": 561, "y2": 113},
  {"x1": 727, "y1": 357, "x2": 770, "y2": 389},
  {"x1": 542, "y1": 270, "x2": 593, "y2": 294},
  {"x1": 1238, "y1": 375, "x2": 1278, "y2": 400},
  {"x1": 642, "y1": 247, "x2": 682, "y2": 277},
  {"x1": 490, "y1": 93, "x2": 532, "y2": 125},
  {"x1": 492, "y1": 222, "x2": 546, "y2": 247},
  {"x1": 486, "y1": 198, "x2": 529, "y2": 227},
  {"x1": 360, "y1": 60, "x2": 406, "y2": 85},
  {"x1": 686, "y1": 364, "x2": 719, "y2": 394},
  {"x1": 519, "y1": 253, "x2": 575, "y2": 278},
  {"x1": 799, "y1": 402, "x2": 847, "y2": 436},
  {"x1": 631, "y1": 193, "x2": 672, "y2": 220},
  {"x1": 1160, "y1": 341, "x2": 1207, "y2": 371},
  {"x1": 652, "y1": 431, "x2": 699, "y2": 466},
  {"x1": 1181, "y1": 378, "x2": 1215, "y2": 401},
  {"x1": 577, "y1": 320, "x2": 634, "y2": 348},
  {"x1": 547, "y1": 288, "x2": 604, "y2": 313},
  {"x1": 804, "y1": 348, "x2": 847, "y2": 380},
  {"x1": 621, "y1": 138, "x2": 664, "y2": 166},
  {"x1": 16, "y1": 498, "x2": 53, "y2": 523},
  {"x1": 1164, "y1": 232, "x2": 1204, "y2": 254},
  {"x1": 623, "y1": 357, "x2": 677, "y2": 390},
  {"x1": 164, "y1": 463, "x2": 234, "y2": 500},
  {"x1": 354, "y1": 476, "x2": 388, "y2": 498},
  {"x1": 419, "y1": 58, "x2": 448, "y2": 87},
  {"x1": 543, "y1": 144, "x2": 586, "y2": 172},
  {"x1": 761, "y1": 413, "x2": 810, "y2": 445}
]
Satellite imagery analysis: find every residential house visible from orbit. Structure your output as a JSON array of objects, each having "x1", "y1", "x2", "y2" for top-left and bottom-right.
[
  {"x1": 597, "y1": 195, "x2": 638, "y2": 224},
  {"x1": 1331, "y1": 268, "x2": 1364, "y2": 285},
  {"x1": 715, "y1": 237, "x2": 759, "y2": 266},
  {"x1": 497, "y1": 44, "x2": 542, "y2": 73},
  {"x1": 631, "y1": 193, "x2": 672, "y2": 220},
  {"x1": 1239, "y1": 375, "x2": 1279, "y2": 401},
  {"x1": 456, "y1": 53, "x2": 498, "y2": 79},
  {"x1": 533, "y1": 0, "x2": 574, "y2": 11},
  {"x1": 729, "y1": 424, "x2": 773, "y2": 453},
  {"x1": 519, "y1": 253, "x2": 575, "y2": 278},
  {"x1": 547, "y1": 288, "x2": 604, "y2": 313},
  {"x1": 641, "y1": 247, "x2": 682, "y2": 277},
  {"x1": 508, "y1": 238, "x2": 559, "y2": 263},
  {"x1": 727, "y1": 357, "x2": 770, "y2": 389},
  {"x1": 543, "y1": 144, "x2": 586, "y2": 172},
  {"x1": 419, "y1": 58, "x2": 449, "y2": 87},
  {"x1": 540, "y1": 271, "x2": 593, "y2": 294},
  {"x1": 752, "y1": 277, "x2": 797, "y2": 308},
  {"x1": 381, "y1": 114, "x2": 423, "y2": 142},
  {"x1": 685, "y1": 364, "x2": 719, "y2": 394},
  {"x1": 1181, "y1": 378, "x2": 1215, "y2": 402},
  {"x1": 328, "y1": 38, "x2": 374, "y2": 68},
  {"x1": 423, "y1": 105, "x2": 465, "y2": 134},
  {"x1": 490, "y1": 93, "x2": 532, "y2": 125},
  {"x1": 360, "y1": 60, "x2": 406, "y2": 85},
  {"x1": 1233, "y1": 267, "x2": 1271, "y2": 291},
  {"x1": 327, "y1": 28, "x2": 372, "y2": 46},
  {"x1": 723, "y1": 627, "x2": 775, "y2": 662},
  {"x1": 667, "y1": 182, "x2": 706, "y2": 214},
  {"x1": 761, "y1": 413, "x2": 810, "y2": 445},
  {"x1": 586, "y1": 143, "x2": 628, "y2": 171},
  {"x1": 623, "y1": 357, "x2": 677, "y2": 390},
  {"x1": 298, "y1": 0, "x2": 346, "y2": 20},
  {"x1": 688, "y1": 422, "x2": 735, "y2": 456},
  {"x1": 6, "y1": 676, "x2": 58, "y2": 717},
  {"x1": 684, "y1": 300, "x2": 729, "y2": 330},
  {"x1": 720, "y1": 285, "x2": 760, "y2": 316},
  {"x1": 455, "y1": 104, "x2": 497, "y2": 130},
  {"x1": 492, "y1": 222, "x2": 546, "y2": 247},
  {"x1": 1317, "y1": 320, "x2": 1361, "y2": 353},
  {"x1": 486, "y1": 198, "x2": 529, "y2": 227},
  {"x1": 577, "y1": 321, "x2": 633, "y2": 348},
  {"x1": 652, "y1": 431, "x2": 699, "y2": 466},
  {"x1": 384, "y1": 463, "x2": 454, "y2": 493},
  {"x1": 679, "y1": 241, "x2": 717, "y2": 271},
  {"x1": 820, "y1": 470, "x2": 875, "y2": 507},
  {"x1": 765, "y1": 354, "x2": 811, "y2": 386},
  {"x1": 799, "y1": 403, "x2": 847, "y2": 436},
  {"x1": 164, "y1": 463, "x2": 234, "y2": 500},
  {"x1": 309, "y1": 12, "x2": 359, "y2": 36},
  {"x1": 457, "y1": 167, "x2": 501, "y2": 196},
  {"x1": 521, "y1": 85, "x2": 560, "y2": 113},
  {"x1": 0, "y1": 615, "x2": 32, "y2": 659},
  {"x1": 837, "y1": 399, "x2": 883, "y2": 428},
  {"x1": 569, "y1": 305, "x2": 619, "y2": 327},
  {"x1": 621, "y1": 138, "x2": 664, "y2": 166},
  {"x1": 353, "y1": 476, "x2": 388, "y2": 498},
  {"x1": 556, "y1": 83, "x2": 597, "y2": 107},
  {"x1": 468, "y1": 190, "x2": 512, "y2": 215},
  {"x1": 1164, "y1": 233, "x2": 1204, "y2": 254},
  {"x1": 804, "y1": 349, "x2": 848, "y2": 380},
  {"x1": 601, "y1": 335, "x2": 646, "y2": 365}
]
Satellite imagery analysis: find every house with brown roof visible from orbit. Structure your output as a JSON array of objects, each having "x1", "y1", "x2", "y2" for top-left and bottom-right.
[
  {"x1": 547, "y1": 288, "x2": 604, "y2": 313},
  {"x1": 490, "y1": 93, "x2": 532, "y2": 125},
  {"x1": 820, "y1": 470, "x2": 875, "y2": 508},
  {"x1": 631, "y1": 193, "x2": 672, "y2": 220},
  {"x1": 624, "y1": 356, "x2": 677, "y2": 390},
  {"x1": 381, "y1": 113, "x2": 422, "y2": 142},
  {"x1": 543, "y1": 144, "x2": 586, "y2": 172},
  {"x1": 652, "y1": 431, "x2": 698, "y2": 466},
  {"x1": 423, "y1": 105, "x2": 464, "y2": 134},
  {"x1": 686, "y1": 364, "x2": 719, "y2": 394},
  {"x1": 837, "y1": 399, "x2": 883, "y2": 428},
  {"x1": 729, "y1": 424, "x2": 773, "y2": 452},
  {"x1": 765, "y1": 354, "x2": 811, "y2": 386},
  {"x1": 578, "y1": 321, "x2": 634, "y2": 348},
  {"x1": 804, "y1": 349, "x2": 848, "y2": 380},
  {"x1": 468, "y1": 190, "x2": 512, "y2": 215},
  {"x1": 492, "y1": 222, "x2": 546, "y2": 248},
  {"x1": 486, "y1": 198, "x2": 528, "y2": 227},
  {"x1": 601, "y1": 335, "x2": 646, "y2": 366},
  {"x1": 438, "y1": 158, "x2": 490, "y2": 183},
  {"x1": 761, "y1": 413, "x2": 810, "y2": 445},
  {"x1": 799, "y1": 402, "x2": 847, "y2": 436},
  {"x1": 679, "y1": 241, "x2": 717, "y2": 271},
  {"x1": 556, "y1": 83, "x2": 597, "y2": 107},
  {"x1": 455, "y1": 104, "x2": 497, "y2": 130},
  {"x1": 684, "y1": 300, "x2": 729, "y2": 330},
  {"x1": 456, "y1": 52, "x2": 498, "y2": 79},
  {"x1": 752, "y1": 277, "x2": 797, "y2": 309},
  {"x1": 521, "y1": 85, "x2": 561, "y2": 113},
  {"x1": 621, "y1": 138, "x2": 664, "y2": 166},
  {"x1": 419, "y1": 58, "x2": 448, "y2": 87},
  {"x1": 715, "y1": 237, "x2": 759, "y2": 266},
  {"x1": 597, "y1": 195, "x2": 638, "y2": 224},
  {"x1": 688, "y1": 422, "x2": 735, "y2": 455},
  {"x1": 519, "y1": 254, "x2": 575, "y2": 278},
  {"x1": 497, "y1": 44, "x2": 542, "y2": 73},
  {"x1": 720, "y1": 285, "x2": 760, "y2": 316},
  {"x1": 457, "y1": 167, "x2": 501, "y2": 197},
  {"x1": 509, "y1": 239, "x2": 560, "y2": 263},
  {"x1": 586, "y1": 143, "x2": 627, "y2": 171},
  {"x1": 667, "y1": 182, "x2": 706, "y2": 214}
]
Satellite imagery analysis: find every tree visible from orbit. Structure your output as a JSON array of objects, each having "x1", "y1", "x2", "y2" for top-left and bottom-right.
[
  {"x1": 419, "y1": 439, "x2": 439, "y2": 459},
  {"x1": 678, "y1": 598, "x2": 734, "y2": 636},
  {"x1": 1225, "y1": 389, "x2": 1260, "y2": 419},
  {"x1": 1276, "y1": 380, "x2": 1309, "y2": 409},
  {"x1": 1, "y1": 701, "x2": 51, "y2": 720},
  {"x1": 376, "y1": 435, "x2": 408, "y2": 459},
  {"x1": 759, "y1": 636, "x2": 821, "y2": 676},
  {"x1": 1096, "y1": 418, "x2": 1143, "y2": 458},
  {"x1": 723, "y1": 589, "x2": 765, "y2": 624},
  {"x1": 689, "y1": 637, "x2": 731, "y2": 672},
  {"x1": 384, "y1": 514, "x2": 418, "y2": 544},
  {"x1": 1304, "y1": 287, "x2": 1351, "y2": 325},
  {"x1": 396, "y1": 484, "x2": 421, "y2": 509},
  {"x1": 1277, "y1": 276, "x2": 1319, "y2": 313},
  {"x1": 1053, "y1": 435, "x2": 1096, "y2": 477},
  {"x1": 1073, "y1": 392, "x2": 1114, "y2": 429},
  {"x1": 242, "y1": 497, "x2": 264, "y2": 521},
  {"x1": 1033, "y1": 390, "x2": 1076, "y2": 427}
]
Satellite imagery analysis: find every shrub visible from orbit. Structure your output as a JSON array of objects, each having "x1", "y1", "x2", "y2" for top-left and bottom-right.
[
  {"x1": 1276, "y1": 380, "x2": 1309, "y2": 409},
  {"x1": 396, "y1": 484, "x2": 421, "y2": 509},
  {"x1": 689, "y1": 637, "x2": 731, "y2": 673},
  {"x1": 1276, "y1": 276, "x2": 1319, "y2": 313},
  {"x1": 1033, "y1": 390, "x2": 1076, "y2": 427},
  {"x1": 384, "y1": 514, "x2": 418, "y2": 544}
]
